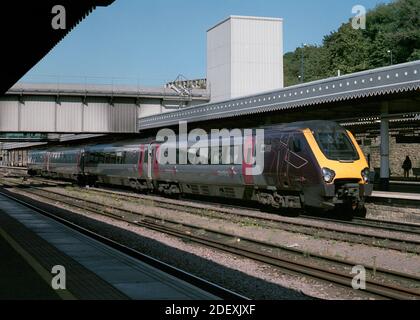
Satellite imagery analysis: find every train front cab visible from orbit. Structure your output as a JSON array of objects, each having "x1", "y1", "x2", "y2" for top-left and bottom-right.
[{"x1": 302, "y1": 127, "x2": 373, "y2": 216}]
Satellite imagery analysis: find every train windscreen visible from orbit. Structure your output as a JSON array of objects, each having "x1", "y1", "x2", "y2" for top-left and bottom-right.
[{"x1": 313, "y1": 131, "x2": 359, "y2": 161}]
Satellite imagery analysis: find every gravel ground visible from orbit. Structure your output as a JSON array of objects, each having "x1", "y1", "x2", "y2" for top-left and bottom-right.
[
  {"x1": 75, "y1": 186, "x2": 420, "y2": 243},
  {"x1": 6, "y1": 186, "x2": 417, "y2": 300},
  {"x1": 53, "y1": 186, "x2": 420, "y2": 276}
]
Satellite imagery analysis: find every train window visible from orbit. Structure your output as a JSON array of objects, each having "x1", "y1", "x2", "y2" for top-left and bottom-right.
[
  {"x1": 115, "y1": 151, "x2": 124, "y2": 164},
  {"x1": 295, "y1": 139, "x2": 302, "y2": 152},
  {"x1": 232, "y1": 145, "x2": 242, "y2": 164},
  {"x1": 188, "y1": 148, "x2": 197, "y2": 164},
  {"x1": 314, "y1": 131, "x2": 359, "y2": 161},
  {"x1": 91, "y1": 154, "x2": 97, "y2": 165},
  {"x1": 209, "y1": 147, "x2": 218, "y2": 164},
  {"x1": 245, "y1": 146, "x2": 253, "y2": 164},
  {"x1": 108, "y1": 153, "x2": 116, "y2": 164},
  {"x1": 290, "y1": 136, "x2": 302, "y2": 153},
  {"x1": 126, "y1": 151, "x2": 138, "y2": 164},
  {"x1": 280, "y1": 134, "x2": 289, "y2": 145},
  {"x1": 200, "y1": 148, "x2": 209, "y2": 164},
  {"x1": 221, "y1": 145, "x2": 231, "y2": 164},
  {"x1": 174, "y1": 147, "x2": 182, "y2": 164},
  {"x1": 93, "y1": 153, "x2": 98, "y2": 163}
]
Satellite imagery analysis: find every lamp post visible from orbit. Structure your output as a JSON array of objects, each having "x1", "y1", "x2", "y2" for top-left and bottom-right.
[
  {"x1": 387, "y1": 49, "x2": 393, "y2": 65},
  {"x1": 300, "y1": 43, "x2": 307, "y2": 83}
]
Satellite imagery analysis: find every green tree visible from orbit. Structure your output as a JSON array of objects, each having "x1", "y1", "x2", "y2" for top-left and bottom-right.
[
  {"x1": 323, "y1": 23, "x2": 372, "y2": 74},
  {"x1": 283, "y1": 0, "x2": 420, "y2": 87}
]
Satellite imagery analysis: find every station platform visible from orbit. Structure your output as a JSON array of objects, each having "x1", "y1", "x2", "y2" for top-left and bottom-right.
[
  {"x1": 0, "y1": 193, "x2": 218, "y2": 300},
  {"x1": 368, "y1": 190, "x2": 420, "y2": 206},
  {"x1": 390, "y1": 180, "x2": 420, "y2": 186},
  {"x1": 371, "y1": 191, "x2": 420, "y2": 201},
  {"x1": 0, "y1": 233, "x2": 60, "y2": 299},
  {"x1": 370, "y1": 179, "x2": 420, "y2": 197}
]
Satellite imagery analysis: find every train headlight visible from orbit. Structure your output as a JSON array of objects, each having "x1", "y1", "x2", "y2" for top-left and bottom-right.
[
  {"x1": 322, "y1": 167, "x2": 335, "y2": 183},
  {"x1": 361, "y1": 167, "x2": 370, "y2": 183}
]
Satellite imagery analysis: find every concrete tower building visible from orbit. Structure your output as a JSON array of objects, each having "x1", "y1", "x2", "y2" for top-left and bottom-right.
[{"x1": 207, "y1": 15, "x2": 284, "y2": 102}]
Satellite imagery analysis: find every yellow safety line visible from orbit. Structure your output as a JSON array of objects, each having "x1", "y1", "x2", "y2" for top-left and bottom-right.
[{"x1": 0, "y1": 227, "x2": 77, "y2": 300}]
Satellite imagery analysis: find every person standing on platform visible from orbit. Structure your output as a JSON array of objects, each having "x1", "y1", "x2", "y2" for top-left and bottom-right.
[{"x1": 402, "y1": 156, "x2": 412, "y2": 178}]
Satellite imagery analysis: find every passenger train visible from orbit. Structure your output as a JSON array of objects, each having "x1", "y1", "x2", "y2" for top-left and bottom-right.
[{"x1": 27, "y1": 121, "x2": 372, "y2": 216}]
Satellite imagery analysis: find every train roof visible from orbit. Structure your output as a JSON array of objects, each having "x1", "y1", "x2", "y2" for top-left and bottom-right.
[
  {"x1": 263, "y1": 120, "x2": 345, "y2": 132},
  {"x1": 28, "y1": 120, "x2": 346, "y2": 152}
]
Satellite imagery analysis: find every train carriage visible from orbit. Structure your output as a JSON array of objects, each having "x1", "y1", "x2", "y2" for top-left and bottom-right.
[
  {"x1": 83, "y1": 143, "x2": 142, "y2": 188},
  {"x1": 27, "y1": 120, "x2": 373, "y2": 216},
  {"x1": 147, "y1": 121, "x2": 371, "y2": 214},
  {"x1": 27, "y1": 149, "x2": 48, "y2": 176},
  {"x1": 45, "y1": 147, "x2": 83, "y2": 181}
]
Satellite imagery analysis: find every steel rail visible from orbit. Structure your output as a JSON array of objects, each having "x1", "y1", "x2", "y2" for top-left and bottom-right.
[
  {"x1": 0, "y1": 188, "x2": 247, "y2": 300},
  {"x1": 9, "y1": 185, "x2": 420, "y2": 300}
]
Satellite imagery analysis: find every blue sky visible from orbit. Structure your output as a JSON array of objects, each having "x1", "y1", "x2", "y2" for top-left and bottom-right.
[{"x1": 22, "y1": 0, "x2": 392, "y2": 86}]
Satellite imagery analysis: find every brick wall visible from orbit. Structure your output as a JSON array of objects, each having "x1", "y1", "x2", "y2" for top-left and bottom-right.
[{"x1": 360, "y1": 136, "x2": 420, "y2": 177}]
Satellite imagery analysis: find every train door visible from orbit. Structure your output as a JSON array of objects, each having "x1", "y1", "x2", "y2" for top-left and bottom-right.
[
  {"x1": 78, "y1": 150, "x2": 85, "y2": 174},
  {"x1": 277, "y1": 133, "x2": 290, "y2": 188},
  {"x1": 287, "y1": 133, "x2": 308, "y2": 190},
  {"x1": 146, "y1": 143, "x2": 160, "y2": 182},
  {"x1": 138, "y1": 145, "x2": 144, "y2": 178},
  {"x1": 45, "y1": 152, "x2": 50, "y2": 172},
  {"x1": 146, "y1": 144, "x2": 153, "y2": 180},
  {"x1": 242, "y1": 135, "x2": 255, "y2": 185}
]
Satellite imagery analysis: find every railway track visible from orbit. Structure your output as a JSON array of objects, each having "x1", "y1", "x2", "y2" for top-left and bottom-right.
[
  {"x1": 3, "y1": 183, "x2": 420, "y2": 300},
  {"x1": 1, "y1": 175, "x2": 420, "y2": 254},
  {"x1": 0, "y1": 187, "x2": 246, "y2": 300},
  {"x1": 79, "y1": 184, "x2": 420, "y2": 236},
  {"x1": 301, "y1": 215, "x2": 420, "y2": 237},
  {"x1": 72, "y1": 186, "x2": 420, "y2": 254}
]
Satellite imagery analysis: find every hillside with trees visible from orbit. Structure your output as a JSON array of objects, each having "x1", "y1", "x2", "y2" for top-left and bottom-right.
[{"x1": 284, "y1": 0, "x2": 420, "y2": 86}]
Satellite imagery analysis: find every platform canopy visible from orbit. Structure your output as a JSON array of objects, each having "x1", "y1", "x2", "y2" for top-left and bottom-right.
[
  {"x1": 138, "y1": 61, "x2": 420, "y2": 132},
  {"x1": 0, "y1": 0, "x2": 115, "y2": 95}
]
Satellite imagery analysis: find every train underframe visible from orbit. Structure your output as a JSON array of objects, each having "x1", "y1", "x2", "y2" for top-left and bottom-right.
[
  {"x1": 320, "y1": 181, "x2": 372, "y2": 217},
  {"x1": 29, "y1": 170, "x2": 370, "y2": 218}
]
